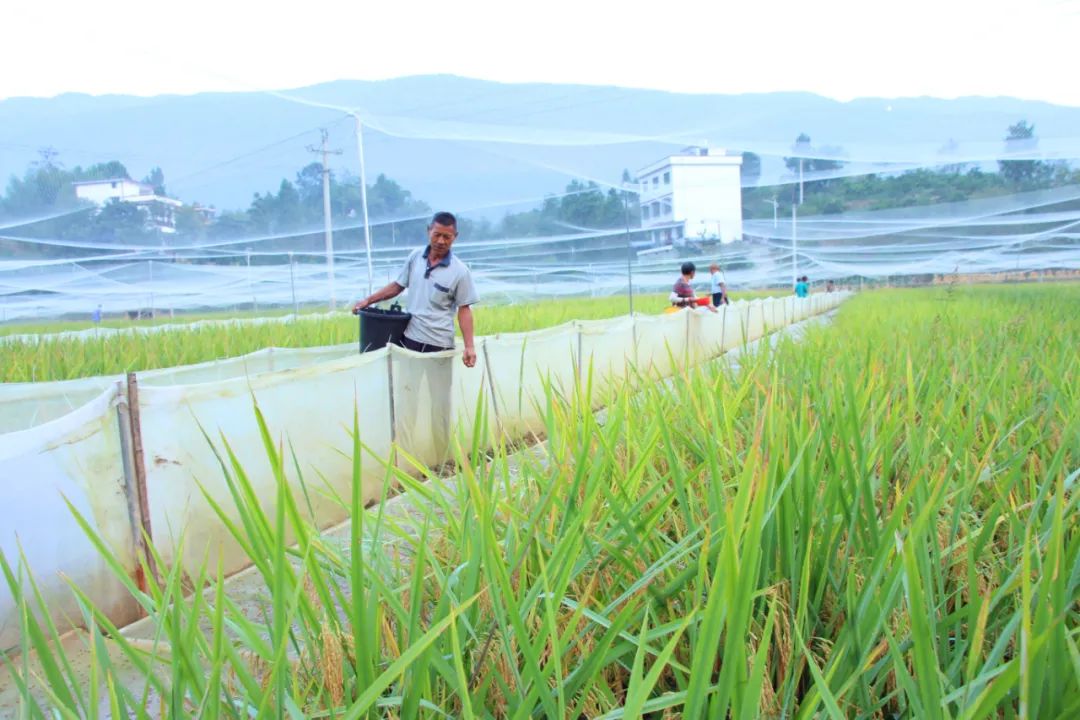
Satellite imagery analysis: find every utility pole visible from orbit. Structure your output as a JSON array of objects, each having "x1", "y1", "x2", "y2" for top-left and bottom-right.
[
  {"x1": 622, "y1": 182, "x2": 635, "y2": 315},
  {"x1": 798, "y1": 158, "x2": 804, "y2": 205},
  {"x1": 34, "y1": 146, "x2": 60, "y2": 168},
  {"x1": 351, "y1": 113, "x2": 375, "y2": 297},
  {"x1": 288, "y1": 251, "x2": 298, "y2": 317},
  {"x1": 792, "y1": 204, "x2": 798, "y2": 291},
  {"x1": 246, "y1": 247, "x2": 257, "y2": 314},
  {"x1": 764, "y1": 198, "x2": 778, "y2": 229},
  {"x1": 793, "y1": 136, "x2": 811, "y2": 206},
  {"x1": 306, "y1": 129, "x2": 342, "y2": 310},
  {"x1": 148, "y1": 260, "x2": 154, "y2": 319}
]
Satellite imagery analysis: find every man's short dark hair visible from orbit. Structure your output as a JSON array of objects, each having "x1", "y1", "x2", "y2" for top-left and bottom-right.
[
  {"x1": 681, "y1": 261, "x2": 696, "y2": 275},
  {"x1": 430, "y1": 211, "x2": 457, "y2": 230}
]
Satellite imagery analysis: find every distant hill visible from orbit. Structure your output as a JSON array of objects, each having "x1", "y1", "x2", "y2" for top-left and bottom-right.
[{"x1": 2, "y1": 75, "x2": 1079, "y2": 215}]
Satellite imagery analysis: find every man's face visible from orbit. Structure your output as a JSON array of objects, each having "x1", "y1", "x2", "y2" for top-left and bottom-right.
[{"x1": 428, "y1": 222, "x2": 457, "y2": 256}]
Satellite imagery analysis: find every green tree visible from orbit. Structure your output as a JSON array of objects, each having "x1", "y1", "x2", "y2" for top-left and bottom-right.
[
  {"x1": 999, "y1": 120, "x2": 1050, "y2": 186},
  {"x1": 784, "y1": 133, "x2": 843, "y2": 174},
  {"x1": 142, "y1": 167, "x2": 166, "y2": 196},
  {"x1": 86, "y1": 199, "x2": 150, "y2": 244},
  {"x1": 174, "y1": 205, "x2": 208, "y2": 240},
  {"x1": 741, "y1": 152, "x2": 761, "y2": 184},
  {"x1": 295, "y1": 162, "x2": 325, "y2": 209},
  {"x1": 365, "y1": 174, "x2": 421, "y2": 218},
  {"x1": 80, "y1": 161, "x2": 130, "y2": 181},
  {"x1": 2, "y1": 149, "x2": 73, "y2": 217},
  {"x1": 207, "y1": 211, "x2": 250, "y2": 239},
  {"x1": 248, "y1": 179, "x2": 305, "y2": 234},
  {"x1": 784, "y1": 133, "x2": 812, "y2": 173}
]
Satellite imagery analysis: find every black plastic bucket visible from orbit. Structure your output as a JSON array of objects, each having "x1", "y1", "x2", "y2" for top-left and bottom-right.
[{"x1": 357, "y1": 303, "x2": 412, "y2": 353}]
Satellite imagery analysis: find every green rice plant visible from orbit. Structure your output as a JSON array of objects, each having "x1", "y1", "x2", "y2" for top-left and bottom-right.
[
  {"x1": 0, "y1": 290, "x2": 780, "y2": 339},
  {"x1": 0, "y1": 290, "x2": 777, "y2": 383},
  {"x1": 2, "y1": 283, "x2": 1077, "y2": 717}
]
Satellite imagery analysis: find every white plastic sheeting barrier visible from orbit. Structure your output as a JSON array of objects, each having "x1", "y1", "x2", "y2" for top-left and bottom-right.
[
  {"x1": 137, "y1": 350, "x2": 393, "y2": 576},
  {"x1": 0, "y1": 345, "x2": 357, "y2": 434},
  {"x1": 483, "y1": 325, "x2": 580, "y2": 440},
  {"x1": 0, "y1": 385, "x2": 140, "y2": 652},
  {"x1": 634, "y1": 312, "x2": 691, "y2": 379},
  {"x1": 686, "y1": 311, "x2": 713, "y2": 367},
  {"x1": 0, "y1": 375, "x2": 122, "y2": 435},
  {"x1": 746, "y1": 299, "x2": 766, "y2": 343},
  {"x1": 577, "y1": 316, "x2": 637, "y2": 405},
  {"x1": 137, "y1": 345, "x2": 356, "y2": 387},
  {"x1": 0, "y1": 292, "x2": 850, "y2": 646},
  {"x1": 390, "y1": 341, "x2": 502, "y2": 471}
]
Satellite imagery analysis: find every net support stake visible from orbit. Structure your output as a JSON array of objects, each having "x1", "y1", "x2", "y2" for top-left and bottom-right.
[
  {"x1": 685, "y1": 307, "x2": 692, "y2": 369},
  {"x1": 719, "y1": 304, "x2": 727, "y2": 355},
  {"x1": 115, "y1": 381, "x2": 148, "y2": 604},
  {"x1": 575, "y1": 324, "x2": 583, "y2": 384},
  {"x1": 123, "y1": 373, "x2": 159, "y2": 592},
  {"x1": 482, "y1": 341, "x2": 504, "y2": 440},
  {"x1": 386, "y1": 348, "x2": 397, "y2": 446},
  {"x1": 352, "y1": 113, "x2": 375, "y2": 298}
]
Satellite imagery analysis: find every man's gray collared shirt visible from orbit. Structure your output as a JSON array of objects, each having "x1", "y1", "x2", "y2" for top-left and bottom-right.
[{"x1": 396, "y1": 246, "x2": 479, "y2": 348}]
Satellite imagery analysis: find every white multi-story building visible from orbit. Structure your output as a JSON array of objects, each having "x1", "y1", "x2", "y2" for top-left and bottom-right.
[
  {"x1": 637, "y1": 147, "x2": 743, "y2": 246},
  {"x1": 73, "y1": 178, "x2": 151, "y2": 205},
  {"x1": 73, "y1": 178, "x2": 183, "y2": 234}
]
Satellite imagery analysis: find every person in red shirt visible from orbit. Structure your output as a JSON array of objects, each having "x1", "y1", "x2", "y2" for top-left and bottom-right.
[{"x1": 669, "y1": 262, "x2": 717, "y2": 313}]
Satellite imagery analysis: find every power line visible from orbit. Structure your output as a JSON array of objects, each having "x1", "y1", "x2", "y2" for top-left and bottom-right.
[{"x1": 169, "y1": 115, "x2": 351, "y2": 186}]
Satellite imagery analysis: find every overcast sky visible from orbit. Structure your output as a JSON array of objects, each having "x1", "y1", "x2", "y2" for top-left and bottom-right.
[{"x1": 4, "y1": 0, "x2": 1080, "y2": 106}]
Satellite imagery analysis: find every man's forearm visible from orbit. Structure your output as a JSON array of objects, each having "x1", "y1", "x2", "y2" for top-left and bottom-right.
[
  {"x1": 359, "y1": 282, "x2": 404, "y2": 307},
  {"x1": 458, "y1": 305, "x2": 475, "y2": 348}
]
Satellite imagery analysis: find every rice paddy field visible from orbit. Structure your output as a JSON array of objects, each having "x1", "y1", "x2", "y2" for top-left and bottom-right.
[
  {"x1": 2, "y1": 282, "x2": 1079, "y2": 718},
  {"x1": 0, "y1": 290, "x2": 781, "y2": 383}
]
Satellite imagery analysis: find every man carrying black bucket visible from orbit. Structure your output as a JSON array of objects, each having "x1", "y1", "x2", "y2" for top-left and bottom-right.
[{"x1": 352, "y1": 211, "x2": 479, "y2": 368}]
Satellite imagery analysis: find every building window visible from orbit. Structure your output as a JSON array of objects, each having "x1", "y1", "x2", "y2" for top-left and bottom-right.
[
  {"x1": 663, "y1": 201, "x2": 671, "y2": 215},
  {"x1": 111, "y1": 181, "x2": 118, "y2": 188},
  {"x1": 642, "y1": 205, "x2": 650, "y2": 219},
  {"x1": 652, "y1": 201, "x2": 661, "y2": 216},
  {"x1": 663, "y1": 171, "x2": 670, "y2": 184},
  {"x1": 652, "y1": 176, "x2": 659, "y2": 186}
]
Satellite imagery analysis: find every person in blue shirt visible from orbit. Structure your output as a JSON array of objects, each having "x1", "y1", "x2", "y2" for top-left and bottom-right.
[{"x1": 795, "y1": 276, "x2": 809, "y2": 298}]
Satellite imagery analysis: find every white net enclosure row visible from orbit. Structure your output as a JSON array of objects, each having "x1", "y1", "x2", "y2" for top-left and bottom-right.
[
  {"x1": 4, "y1": 70, "x2": 1080, "y2": 326},
  {"x1": 0, "y1": 292, "x2": 848, "y2": 651},
  {"x1": 0, "y1": 344, "x2": 357, "y2": 435},
  {"x1": 0, "y1": 311, "x2": 344, "y2": 346}
]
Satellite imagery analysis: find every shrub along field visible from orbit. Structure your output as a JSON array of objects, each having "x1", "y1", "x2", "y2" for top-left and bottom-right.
[
  {"x1": 3, "y1": 283, "x2": 1078, "y2": 717},
  {"x1": 0, "y1": 290, "x2": 779, "y2": 383}
]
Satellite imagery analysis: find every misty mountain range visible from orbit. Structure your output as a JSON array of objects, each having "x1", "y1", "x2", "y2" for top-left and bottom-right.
[{"x1": 3, "y1": 75, "x2": 1079, "y2": 218}]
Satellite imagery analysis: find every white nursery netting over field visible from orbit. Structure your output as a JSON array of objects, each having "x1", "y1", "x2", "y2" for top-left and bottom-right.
[
  {"x1": 1, "y1": 76, "x2": 1079, "y2": 322},
  {"x1": 0, "y1": 293, "x2": 848, "y2": 652}
]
